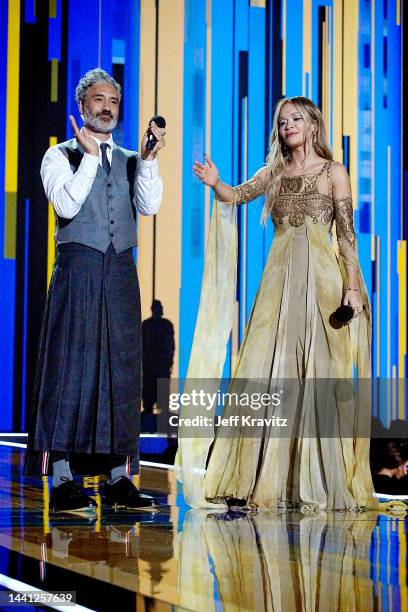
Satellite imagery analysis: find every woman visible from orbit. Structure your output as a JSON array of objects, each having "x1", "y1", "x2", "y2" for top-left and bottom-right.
[
  {"x1": 371, "y1": 439, "x2": 408, "y2": 496},
  {"x1": 177, "y1": 96, "x2": 376, "y2": 511}
]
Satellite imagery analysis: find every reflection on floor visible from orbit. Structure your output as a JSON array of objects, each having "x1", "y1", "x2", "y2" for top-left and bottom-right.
[{"x1": 0, "y1": 444, "x2": 406, "y2": 611}]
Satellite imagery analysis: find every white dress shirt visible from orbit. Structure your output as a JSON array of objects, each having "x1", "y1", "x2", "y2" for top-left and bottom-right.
[{"x1": 41, "y1": 134, "x2": 163, "y2": 219}]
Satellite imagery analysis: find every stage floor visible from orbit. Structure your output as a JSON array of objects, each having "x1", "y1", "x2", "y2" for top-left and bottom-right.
[{"x1": 0, "y1": 441, "x2": 406, "y2": 611}]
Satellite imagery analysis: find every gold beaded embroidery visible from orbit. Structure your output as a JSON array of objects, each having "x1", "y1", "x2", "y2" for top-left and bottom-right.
[
  {"x1": 232, "y1": 163, "x2": 356, "y2": 247},
  {"x1": 233, "y1": 175, "x2": 265, "y2": 204},
  {"x1": 279, "y1": 174, "x2": 321, "y2": 194},
  {"x1": 272, "y1": 162, "x2": 334, "y2": 227},
  {"x1": 273, "y1": 193, "x2": 334, "y2": 227},
  {"x1": 333, "y1": 196, "x2": 356, "y2": 248}
]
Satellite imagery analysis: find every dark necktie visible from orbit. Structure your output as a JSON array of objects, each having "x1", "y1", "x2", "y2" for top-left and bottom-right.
[{"x1": 100, "y1": 143, "x2": 111, "y2": 175}]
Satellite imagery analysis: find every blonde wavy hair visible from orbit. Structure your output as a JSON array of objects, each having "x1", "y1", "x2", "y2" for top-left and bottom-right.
[{"x1": 261, "y1": 96, "x2": 333, "y2": 224}]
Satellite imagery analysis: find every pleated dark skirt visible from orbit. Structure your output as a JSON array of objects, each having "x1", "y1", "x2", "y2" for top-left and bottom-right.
[{"x1": 24, "y1": 242, "x2": 141, "y2": 476}]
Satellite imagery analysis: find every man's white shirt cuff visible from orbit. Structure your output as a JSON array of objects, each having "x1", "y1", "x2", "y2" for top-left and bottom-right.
[
  {"x1": 81, "y1": 152, "x2": 100, "y2": 176},
  {"x1": 137, "y1": 156, "x2": 159, "y2": 178}
]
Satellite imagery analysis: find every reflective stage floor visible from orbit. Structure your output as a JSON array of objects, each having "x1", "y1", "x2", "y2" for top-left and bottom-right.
[{"x1": 0, "y1": 441, "x2": 406, "y2": 611}]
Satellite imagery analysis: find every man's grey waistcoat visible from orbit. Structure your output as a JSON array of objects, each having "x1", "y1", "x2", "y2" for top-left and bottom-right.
[{"x1": 55, "y1": 139, "x2": 138, "y2": 253}]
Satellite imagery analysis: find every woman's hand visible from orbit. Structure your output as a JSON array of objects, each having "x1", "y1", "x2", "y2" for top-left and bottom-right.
[
  {"x1": 343, "y1": 288, "x2": 364, "y2": 318},
  {"x1": 69, "y1": 115, "x2": 99, "y2": 157},
  {"x1": 193, "y1": 154, "x2": 219, "y2": 187}
]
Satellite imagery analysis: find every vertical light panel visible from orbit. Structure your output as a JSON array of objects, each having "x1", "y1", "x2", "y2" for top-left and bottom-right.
[
  {"x1": 48, "y1": 0, "x2": 61, "y2": 104},
  {"x1": 50, "y1": 58, "x2": 58, "y2": 102},
  {"x1": 303, "y1": 0, "x2": 312, "y2": 97},
  {"x1": 398, "y1": 520, "x2": 407, "y2": 612},
  {"x1": 370, "y1": 0, "x2": 377, "y2": 376},
  {"x1": 4, "y1": 0, "x2": 20, "y2": 259},
  {"x1": 332, "y1": 0, "x2": 343, "y2": 161},
  {"x1": 179, "y1": 0, "x2": 207, "y2": 379},
  {"x1": 65, "y1": 0, "x2": 100, "y2": 147},
  {"x1": 322, "y1": 6, "x2": 331, "y2": 138},
  {"x1": 342, "y1": 0, "x2": 358, "y2": 196},
  {"x1": 47, "y1": 137, "x2": 58, "y2": 287},
  {"x1": 138, "y1": 0, "x2": 157, "y2": 318},
  {"x1": 371, "y1": 0, "x2": 376, "y2": 240},
  {"x1": 282, "y1": 0, "x2": 286, "y2": 96},
  {"x1": 21, "y1": 199, "x2": 30, "y2": 428},
  {"x1": 376, "y1": 235, "x2": 381, "y2": 380},
  {"x1": 0, "y1": 0, "x2": 16, "y2": 428},
  {"x1": 24, "y1": 0, "x2": 35, "y2": 23},
  {"x1": 204, "y1": 0, "x2": 212, "y2": 239},
  {"x1": 246, "y1": 1, "x2": 266, "y2": 321},
  {"x1": 155, "y1": 0, "x2": 184, "y2": 378},
  {"x1": 240, "y1": 95, "x2": 248, "y2": 341},
  {"x1": 398, "y1": 240, "x2": 407, "y2": 412},
  {"x1": 123, "y1": 1, "x2": 140, "y2": 151},
  {"x1": 49, "y1": 0, "x2": 56, "y2": 18},
  {"x1": 283, "y1": 0, "x2": 303, "y2": 96},
  {"x1": 387, "y1": 145, "x2": 391, "y2": 379}
]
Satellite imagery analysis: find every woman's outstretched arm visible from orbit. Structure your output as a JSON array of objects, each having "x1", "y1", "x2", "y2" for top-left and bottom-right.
[
  {"x1": 193, "y1": 154, "x2": 235, "y2": 202},
  {"x1": 193, "y1": 154, "x2": 266, "y2": 204}
]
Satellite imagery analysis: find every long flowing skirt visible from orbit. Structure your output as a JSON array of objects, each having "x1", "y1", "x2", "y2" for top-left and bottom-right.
[
  {"x1": 204, "y1": 225, "x2": 365, "y2": 509},
  {"x1": 175, "y1": 509, "x2": 378, "y2": 611},
  {"x1": 24, "y1": 242, "x2": 141, "y2": 476},
  {"x1": 176, "y1": 202, "x2": 376, "y2": 510}
]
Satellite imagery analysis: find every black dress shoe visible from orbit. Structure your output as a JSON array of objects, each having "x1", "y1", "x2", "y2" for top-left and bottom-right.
[
  {"x1": 50, "y1": 479, "x2": 98, "y2": 514},
  {"x1": 102, "y1": 476, "x2": 158, "y2": 509},
  {"x1": 226, "y1": 497, "x2": 248, "y2": 511}
]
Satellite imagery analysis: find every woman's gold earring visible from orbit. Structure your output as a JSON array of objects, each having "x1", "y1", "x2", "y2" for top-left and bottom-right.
[{"x1": 313, "y1": 132, "x2": 318, "y2": 145}]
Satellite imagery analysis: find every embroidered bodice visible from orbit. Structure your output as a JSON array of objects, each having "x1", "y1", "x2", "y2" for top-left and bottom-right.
[
  {"x1": 232, "y1": 161, "x2": 359, "y2": 268},
  {"x1": 274, "y1": 162, "x2": 334, "y2": 228}
]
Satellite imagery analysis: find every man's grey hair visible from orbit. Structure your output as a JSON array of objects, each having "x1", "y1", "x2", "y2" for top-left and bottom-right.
[{"x1": 75, "y1": 68, "x2": 122, "y2": 103}]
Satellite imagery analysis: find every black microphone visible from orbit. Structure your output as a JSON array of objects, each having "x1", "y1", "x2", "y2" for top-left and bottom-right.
[
  {"x1": 146, "y1": 115, "x2": 166, "y2": 151},
  {"x1": 329, "y1": 304, "x2": 363, "y2": 329},
  {"x1": 334, "y1": 305, "x2": 355, "y2": 323}
]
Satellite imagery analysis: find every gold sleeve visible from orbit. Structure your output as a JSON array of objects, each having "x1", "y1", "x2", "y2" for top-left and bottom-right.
[
  {"x1": 334, "y1": 196, "x2": 360, "y2": 272},
  {"x1": 233, "y1": 173, "x2": 266, "y2": 204}
]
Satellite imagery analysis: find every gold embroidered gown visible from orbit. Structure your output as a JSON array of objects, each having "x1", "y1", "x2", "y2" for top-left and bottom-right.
[
  {"x1": 176, "y1": 161, "x2": 376, "y2": 511},
  {"x1": 175, "y1": 509, "x2": 379, "y2": 611}
]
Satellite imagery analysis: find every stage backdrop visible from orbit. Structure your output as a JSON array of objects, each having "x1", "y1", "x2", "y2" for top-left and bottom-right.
[{"x1": 0, "y1": 0, "x2": 407, "y2": 431}]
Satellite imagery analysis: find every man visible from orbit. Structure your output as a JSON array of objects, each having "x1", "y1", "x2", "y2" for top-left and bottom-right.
[
  {"x1": 142, "y1": 300, "x2": 175, "y2": 431},
  {"x1": 24, "y1": 68, "x2": 165, "y2": 513}
]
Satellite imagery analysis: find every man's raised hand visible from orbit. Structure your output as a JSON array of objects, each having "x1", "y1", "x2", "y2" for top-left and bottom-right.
[{"x1": 69, "y1": 115, "x2": 99, "y2": 157}]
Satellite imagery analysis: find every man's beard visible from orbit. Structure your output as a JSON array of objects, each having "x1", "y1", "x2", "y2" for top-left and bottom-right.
[{"x1": 83, "y1": 108, "x2": 118, "y2": 133}]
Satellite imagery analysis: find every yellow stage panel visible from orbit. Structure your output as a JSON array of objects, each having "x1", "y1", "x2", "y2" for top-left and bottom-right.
[
  {"x1": 138, "y1": 0, "x2": 158, "y2": 317},
  {"x1": 4, "y1": 0, "x2": 21, "y2": 259},
  {"x1": 303, "y1": 0, "x2": 312, "y2": 97},
  {"x1": 342, "y1": 0, "x2": 358, "y2": 197},
  {"x1": 155, "y1": 0, "x2": 184, "y2": 378},
  {"x1": 50, "y1": 58, "x2": 58, "y2": 102},
  {"x1": 332, "y1": 0, "x2": 343, "y2": 161},
  {"x1": 47, "y1": 137, "x2": 58, "y2": 288}
]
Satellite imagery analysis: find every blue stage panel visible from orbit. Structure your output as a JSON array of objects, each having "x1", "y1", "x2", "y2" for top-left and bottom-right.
[
  {"x1": 211, "y1": 0, "x2": 235, "y2": 378},
  {"x1": 246, "y1": 4, "x2": 267, "y2": 323},
  {"x1": 48, "y1": 0, "x2": 62, "y2": 61},
  {"x1": 123, "y1": 1, "x2": 140, "y2": 151},
  {"x1": 179, "y1": 0, "x2": 207, "y2": 379},
  {"x1": 283, "y1": 0, "x2": 303, "y2": 97},
  {"x1": 0, "y1": 0, "x2": 15, "y2": 430},
  {"x1": 24, "y1": 0, "x2": 35, "y2": 24},
  {"x1": 66, "y1": 0, "x2": 101, "y2": 138}
]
